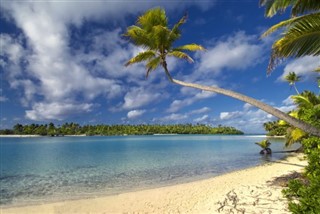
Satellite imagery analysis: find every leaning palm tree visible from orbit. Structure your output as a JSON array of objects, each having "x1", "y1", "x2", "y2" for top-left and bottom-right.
[
  {"x1": 125, "y1": 8, "x2": 320, "y2": 137},
  {"x1": 260, "y1": 0, "x2": 320, "y2": 74},
  {"x1": 285, "y1": 71, "x2": 301, "y2": 94}
]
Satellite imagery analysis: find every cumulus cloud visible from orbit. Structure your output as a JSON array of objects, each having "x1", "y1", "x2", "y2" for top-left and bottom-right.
[
  {"x1": 127, "y1": 109, "x2": 146, "y2": 119},
  {"x1": 1, "y1": 1, "x2": 214, "y2": 121},
  {"x1": 279, "y1": 56, "x2": 320, "y2": 82},
  {"x1": 193, "y1": 115, "x2": 209, "y2": 123},
  {"x1": 168, "y1": 88, "x2": 216, "y2": 113},
  {"x1": 122, "y1": 87, "x2": 162, "y2": 110},
  {"x1": 25, "y1": 102, "x2": 94, "y2": 121},
  {"x1": 189, "y1": 107, "x2": 211, "y2": 115},
  {"x1": 196, "y1": 31, "x2": 266, "y2": 76},
  {"x1": 217, "y1": 98, "x2": 297, "y2": 133},
  {"x1": 156, "y1": 113, "x2": 188, "y2": 122}
]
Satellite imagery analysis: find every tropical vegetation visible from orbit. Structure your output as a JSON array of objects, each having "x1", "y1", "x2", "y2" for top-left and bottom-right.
[
  {"x1": 260, "y1": 1, "x2": 320, "y2": 212},
  {"x1": 285, "y1": 72, "x2": 301, "y2": 94},
  {"x1": 255, "y1": 139, "x2": 272, "y2": 154},
  {"x1": 124, "y1": 7, "x2": 320, "y2": 137},
  {"x1": 0, "y1": 123, "x2": 243, "y2": 136},
  {"x1": 260, "y1": 0, "x2": 320, "y2": 74}
]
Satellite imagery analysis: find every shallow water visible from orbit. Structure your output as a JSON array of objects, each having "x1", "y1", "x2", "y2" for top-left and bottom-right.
[{"x1": 0, "y1": 135, "x2": 296, "y2": 207}]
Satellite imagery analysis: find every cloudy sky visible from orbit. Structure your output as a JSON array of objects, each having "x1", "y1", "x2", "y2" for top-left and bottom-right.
[{"x1": 1, "y1": 0, "x2": 319, "y2": 133}]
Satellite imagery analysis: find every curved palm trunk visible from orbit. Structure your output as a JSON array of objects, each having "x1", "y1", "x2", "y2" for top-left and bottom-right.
[
  {"x1": 161, "y1": 65, "x2": 320, "y2": 137},
  {"x1": 172, "y1": 79, "x2": 320, "y2": 137}
]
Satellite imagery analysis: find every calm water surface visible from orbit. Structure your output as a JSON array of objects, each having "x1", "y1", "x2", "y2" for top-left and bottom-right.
[{"x1": 0, "y1": 135, "x2": 296, "y2": 207}]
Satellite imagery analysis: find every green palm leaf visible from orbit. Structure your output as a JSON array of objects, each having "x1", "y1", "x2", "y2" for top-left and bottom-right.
[
  {"x1": 168, "y1": 13, "x2": 187, "y2": 45},
  {"x1": 137, "y1": 7, "x2": 167, "y2": 32},
  {"x1": 260, "y1": 0, "x2": 320, "y2": 17},
  {"x1": 125, "y1": 26, "x2": 152, "y2": 48},
  {"x1": 125, "y1": 51, "x2": 156, "y2": 66},
  {"x1": 173, "y1": 44, "x2": 206, "y2": 52},
  {"x1": 267, "y1": 13, "x2": 320, "y2": 73},
  {"x1": 146, "y1": 56, "x2": 161, "y2": 78},
  {"x1": 168, "y1": 51, "x2": 194, "y2": 63}
]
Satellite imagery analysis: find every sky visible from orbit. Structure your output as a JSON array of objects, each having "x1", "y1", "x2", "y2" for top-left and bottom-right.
[{"x1": 0, "y1": 0, "x2": 319, "y2": 133}]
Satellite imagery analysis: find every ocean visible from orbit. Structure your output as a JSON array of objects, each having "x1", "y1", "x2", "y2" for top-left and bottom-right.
[{"x1": 0, "y1": 135, "x2": 296, "y2": 207}]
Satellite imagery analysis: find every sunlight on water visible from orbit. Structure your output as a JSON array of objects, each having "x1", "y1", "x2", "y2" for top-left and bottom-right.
[{"x1": 0, "y1": 135, "x2": 297, "y2": 207}]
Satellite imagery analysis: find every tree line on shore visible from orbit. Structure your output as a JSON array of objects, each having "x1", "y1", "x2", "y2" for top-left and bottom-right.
[{"x1": 0, "y1": 123, "x2": 244, "y2": 136}]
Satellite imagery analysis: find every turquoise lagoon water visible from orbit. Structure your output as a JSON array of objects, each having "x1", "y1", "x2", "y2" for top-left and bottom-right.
[{"x1": 0, "y1": 135, "x2": 296, "y2": 207}]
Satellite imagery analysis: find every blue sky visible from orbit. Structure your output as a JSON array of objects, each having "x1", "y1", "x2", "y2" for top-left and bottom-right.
[{"x1": 0, "y1": 1, "x2": 319, "y2": 133}]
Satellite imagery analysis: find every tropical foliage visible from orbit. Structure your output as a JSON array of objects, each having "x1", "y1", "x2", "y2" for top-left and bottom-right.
[
  {"x1": 0, "y1": 123, "x2": 244, "y2": 136},
  {"x1": 124, "y1": 7, "x2": 320, "y2": 137},
  {"x1": 255, "y1": 139, "x2": 272, "y2": 154},
  {"x1": 125, "y1": 8, "x2": 205, "y2": 80},
  {"x1": 285, "y1": 71, "x2": 301, "y2": 94},
  {"x1": 263, "y1": 120, "x2": 288, "y2": 136},
  {"x1": 260, "y1": 0, "x2": 320, "y2": 74}
]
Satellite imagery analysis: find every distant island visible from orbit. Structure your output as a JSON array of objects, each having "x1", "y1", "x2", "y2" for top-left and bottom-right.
[{"x1": 0, "y1": 123, "x2": 243, "y2": 136}]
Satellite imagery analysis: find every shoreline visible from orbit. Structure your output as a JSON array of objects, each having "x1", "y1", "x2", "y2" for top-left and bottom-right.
[{"x1": 1, "y1": 153, "x2": 307, "y2": 214}]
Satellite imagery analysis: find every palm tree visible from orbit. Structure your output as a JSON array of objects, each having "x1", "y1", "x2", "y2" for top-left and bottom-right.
[
  {"x1": 260, "y1": 0, "x2": 320, "y2": 74},
  {"x1": 255, "y1": 139, "x2": 272, "y2": 155},
  {"x1": 124, "y1": 8, "x2": 320, "y2": 137},
  {"x1": 285, "y1": 71, "x2": 301, "y2": 94},
  {"x1": 278, "y1": 91, "x2": 320, "y2": 146}
]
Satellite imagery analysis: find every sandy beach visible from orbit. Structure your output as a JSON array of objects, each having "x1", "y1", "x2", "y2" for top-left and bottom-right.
[{"x1": 1, "y1": 154, "x2": 306, "y2": 214}]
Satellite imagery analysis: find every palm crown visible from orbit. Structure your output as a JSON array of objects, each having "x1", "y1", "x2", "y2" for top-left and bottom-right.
[
  {"x1": 124, "y1": 8, "x2": 205, "y2": 79},
  {"x1": 260, "y1": 0, "x2": 320, "y2": 74}
]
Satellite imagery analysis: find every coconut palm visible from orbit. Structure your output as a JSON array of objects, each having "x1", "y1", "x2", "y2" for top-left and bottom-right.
[
  {"x1": 255, "y1": 139, "x2": 272, "y2": 154},
  {"x1": 124, "y1": 8, "x2": 320, "y2": 137},
  {"x1": 260, "y1": 0, "x2": 320, "y2": 74},
  {"x1": 278, "y1": 91, "x2": 320, "y2": 146},
  {"x1": 285, "y1": 71, "x2": 301, "y2": 94}
]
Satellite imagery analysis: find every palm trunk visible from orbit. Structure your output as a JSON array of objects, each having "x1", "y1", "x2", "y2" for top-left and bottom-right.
[
  {"x1": 293, "y1": 84, "x2": 300, "y2": 94},
  {"x1": 161, "y1": 65, "x2": 320, "y2": 137},
  {"x1": 172, "y1": 79, "x2": 320, "y2": 137}
]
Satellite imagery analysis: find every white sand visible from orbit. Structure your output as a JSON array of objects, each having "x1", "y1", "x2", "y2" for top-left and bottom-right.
[{"x1": 1, "y1": 154, "x2": 306, "y2": 214}]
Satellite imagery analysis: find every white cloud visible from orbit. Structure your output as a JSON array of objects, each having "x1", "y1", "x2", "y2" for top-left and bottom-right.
[
  {"x1": 193, "y1": 115, "x2": 209, "y2": 123},
  {"x1": 25, "y1": 102, "x2": 94, "y2": 121},
  {"x1": 189, "y1": 107, "x2": 211, "y2": 115},
  {"x1": 127, "y1": 109, "x2": 146, "y2": 119},
  {"x1": 196, "y1": 31, "x2": 265, "y2": 76},
  {"x1": 0, "y1": 89, "x2": 8, "y2": 102},
  {"x1": 279, "y1": 56, "x2": 320, "y2": 82},
  {"x1": 216, "y1": 96, "x2": 297, "y2": 133},
  {"x1": 168, "y1": 88, "x2": 216, "y2": 113},
  {"x1": 0, "y1": 96, "x2": 8, "y2": 102},
  {"x1": 282, "y1": 95, "x2": 295, "y2": 106},
  {"x1": 1, "y1": 1, "x2": 214, "y2": 121},
  {"x1": 157, "y1": 113, "x2": 188, "y2": 122},
  {"x1": 122, "y1": 87, "x2": 162, "y2": 110},
  {"x1": 220, "y1": 111, "x2": 242, "y2": 120}
]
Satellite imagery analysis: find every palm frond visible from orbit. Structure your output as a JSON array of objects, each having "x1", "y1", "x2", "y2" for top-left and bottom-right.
[
  {"x1": 260, "y1": 0, "x2": 320, "y2": 17},
  {"x1": 150, "y1": 25, "x2": 171, "y2": 51},
  {"x1": 168, "y1": 13, "x2": 187, "y2": 45},
  {"x1": 291, "y1": 94, "x2": 313, "y2": 109},
  {"x1": 146, "y1": 56, "x2": 161, "y2": 78},
  {"x1": 255, "y1": 140, "x2": 271, "y2": 149},
  {"x1": 168, "y1": 51, "x2": 194, "y2": 63},
  {"x1": 125, "y1": 25, "x2": 151, "y2": 48},
  {"x1": 267, "y1": 13, "x2": 320, "y2": 74},
  {"x1": 125, "y1": 51, "x2": 156, "y2": 66},
  {"x1": 137, "y1": 7, "x2": 167, "y2": 32},
  {"x1": 285, "y1": 127, "x2": 306, "y2": 147},
  {"x1": 260, "y1": 0, "x2": 294, "y2": 17},
  {"x1": 173, "y1": 44, "x2": 206, "y2": 52}
]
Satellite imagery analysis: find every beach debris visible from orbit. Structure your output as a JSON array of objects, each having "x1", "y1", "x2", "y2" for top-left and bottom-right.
[{"x1": 216, "y1": 185, "x2": 289, "y2": 213}]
